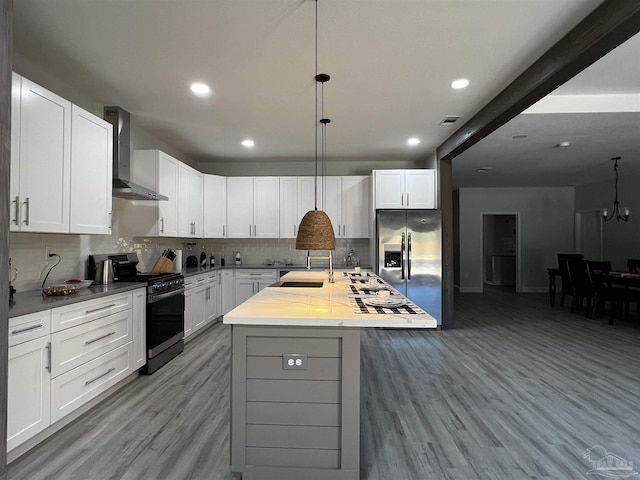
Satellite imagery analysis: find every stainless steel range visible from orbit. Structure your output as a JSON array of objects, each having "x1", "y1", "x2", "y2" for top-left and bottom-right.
[{"x1": 88, "y1": 253, "x2": 185, "y2": 374}]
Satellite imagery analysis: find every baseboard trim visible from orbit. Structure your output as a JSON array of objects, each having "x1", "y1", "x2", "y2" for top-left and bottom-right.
[{"x1": 459, "y1": 287, "x2": 483, "y2": 293}]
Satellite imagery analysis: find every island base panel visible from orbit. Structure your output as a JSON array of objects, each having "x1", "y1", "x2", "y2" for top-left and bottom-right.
[{"x1": 231, "y1": 325, "x2": 360, "y2": 479}]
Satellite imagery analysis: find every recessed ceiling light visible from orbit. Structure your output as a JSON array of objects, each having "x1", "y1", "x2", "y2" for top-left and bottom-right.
[
  {"x1": 241, "y1": 139, "x2": 254, "y2": 148},
  {"x1": 190, "y1": 82, "x2": 211, "y2": 97},
  {"x1": 450, "y1": 78, "x2": 470, "y2": 89},
  {"x1": 555, "y1": 141, "x2": 571, "y2": 148},
  {"x1": 407, "y1": 137, "x2": 420, "y2": 146}
]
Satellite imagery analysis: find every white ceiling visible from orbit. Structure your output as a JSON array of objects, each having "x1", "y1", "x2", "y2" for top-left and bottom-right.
[
  {"x1": 13, "y1": 0, "x2": 621, "y2": 181},
  {"x1": 452, "y1": 32, "x2": 640, "y2": 188}
]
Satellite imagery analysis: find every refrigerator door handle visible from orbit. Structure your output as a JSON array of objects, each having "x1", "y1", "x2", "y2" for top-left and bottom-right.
[
  {"x1": 401, "y1": 232, "x2": 405, "y2": 280},
  {"x1": 407, "y1": 232, "x2": 412, "y2": 280}
]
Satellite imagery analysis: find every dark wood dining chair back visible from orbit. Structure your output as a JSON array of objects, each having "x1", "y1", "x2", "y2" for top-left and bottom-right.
[
  {"x1": 627, "y1": 259, "x2": 640, "y2": 273},
  {"x1": 557, "y1": 253, "x2": 584, "y2": 307},
  {"x1": 586, "y1": 260, "x2": 612, "y2": 317},
  {"x1": 566, "y1": 258, "x2": 595, "y2": 317}
]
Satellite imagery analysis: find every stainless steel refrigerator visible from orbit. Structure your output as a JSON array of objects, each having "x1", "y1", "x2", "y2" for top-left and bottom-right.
[{"x1": 376, "y1": 210, "x2": 442, "y2": 324}]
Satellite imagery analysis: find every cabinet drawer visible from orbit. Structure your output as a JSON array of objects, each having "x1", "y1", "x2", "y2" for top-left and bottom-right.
[
  {"x1": 184, "y1": 274, "x2": 207, "y2": 290},
  {"x1": 51, "y1": 292, "x2": 132, "y2": 332},
  {"x1": 235, "y1": 269, "x2": 277, "y2": 280},
  {"x1": 51, "y1": 309, "x2": 132, "y2": 378},
  {"x1": 51, "y1": 343, "x2": 132, "y2": 424},
  {"x1": 9, "y1": 310, "x2": 52, "y2": 346}
]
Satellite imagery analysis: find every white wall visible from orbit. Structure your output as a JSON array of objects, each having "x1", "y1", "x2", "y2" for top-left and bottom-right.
[
  {"x1": 575, "y1": 176, "x2": 640, "y2": 271},
  {"x1": 457, "y1": 187, "x2": 574, "y2": 292}
]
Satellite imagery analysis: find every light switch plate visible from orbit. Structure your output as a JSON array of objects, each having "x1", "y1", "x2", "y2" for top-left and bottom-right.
[{"x1": 283, "y1": 353, "x2": 308, "y2": 370}]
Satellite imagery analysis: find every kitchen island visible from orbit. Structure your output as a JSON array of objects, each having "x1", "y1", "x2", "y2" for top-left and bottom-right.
[{"x1": 224, "y1": 270, "x2": 436, "y2": 480}]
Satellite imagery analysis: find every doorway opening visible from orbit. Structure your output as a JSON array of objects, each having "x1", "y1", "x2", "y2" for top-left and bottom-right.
[{"x1": 482, "y1": 213, "x2": 519, "y2": 291}]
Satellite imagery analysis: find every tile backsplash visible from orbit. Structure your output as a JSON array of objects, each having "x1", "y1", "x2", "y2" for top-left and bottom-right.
[{"x1": 9, "y1": 232, "x2": 370, "y2": 293}]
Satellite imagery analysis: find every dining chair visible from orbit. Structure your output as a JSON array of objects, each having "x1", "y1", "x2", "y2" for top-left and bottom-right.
[
  {"x1": 557, "y1": 253, "x2": 584, "y2": 307},
  {"x1": 586, "y1": 260, "x2": 612, "y2": 317},
  {"x1": 627, "y1": 259, "x2": 640, "y2": 274},
  {"x1": 566, "y1": 258, "x2": 595, "y2": 317}
]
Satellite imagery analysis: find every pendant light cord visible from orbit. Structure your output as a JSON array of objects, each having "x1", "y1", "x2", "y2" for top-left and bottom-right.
[{"x1": 314, "y1": 0, "x2": 319, "y2": 210}]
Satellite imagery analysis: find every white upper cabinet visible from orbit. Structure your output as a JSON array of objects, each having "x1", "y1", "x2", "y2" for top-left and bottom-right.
[
  {"x1": 279, "y1": 177, "x2": 298, "y2": 238},
  {"x1": 69, "y1": 105, "x2": 113, "y2": 234},
  {"x1": 253, "y1": 177, "x2": 280, "y2": 238},
  {"x1": 405, "y1": 170, "x2": 436, "y2": 209},
  {"x1": 226, "y1": 177, "x2": 254, "y2": 238},
  {"x1": 178, "y1": 163, "x2": 204, "y2": 237},
  {"x1": 204, "y1": 174, "x2": 227, "y2": 238},
  {"x1": 280, "y1": 176, "x2": 317, "y2": 239},
  {"x1": 11, "y1": 74, "x2": 71, "y2": 233},
  {"x1": 374, "y1": 169, "x2": 436, "y2": 209},
  {"x1": 131, "y1": 150, "x2": 179, "y2": 237},
  {"x1": 227, "y1": 177, "x2": 279, "y2": 238},
  {"x1": 315, "y1": 176, "x2": 370, "y2": 238},
  {"x1": 340, "y1": 175, "x2": 370, "y2": 238}
]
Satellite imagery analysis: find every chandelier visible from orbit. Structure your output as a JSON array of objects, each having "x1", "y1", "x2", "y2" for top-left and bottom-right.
[{"x1": 602, "y1": 156, "x2": 629, "y2": 223}]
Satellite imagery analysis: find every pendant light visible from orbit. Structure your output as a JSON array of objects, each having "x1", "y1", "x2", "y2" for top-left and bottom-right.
[
  {"x1": 295, "y1": 0, "x2": 336, "y2": 252},
  {"x1": 602, "y1": 156, "x2": 630, "y2": 223}
]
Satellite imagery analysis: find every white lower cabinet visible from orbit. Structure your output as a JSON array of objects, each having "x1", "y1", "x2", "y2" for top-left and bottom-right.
[
  {"x1": 132, "y1": 288, "x2": 146, "y2": 371},
  {"x1": 234, "y1": 270, "x2": 277, "y2": 308},
  {"x1": 50, "y1": 309, "x2": 132, "y2": 378},
  {"x1": 219, "y1": 270, "x2": 235, "y2": 316},
  {"x1": 50, "y1": 343, "x2": 132, "y2": 424},
  {"x1": 7, "y1": 289, "x2": 146, "y2": 452},
  {"x1": 205, "y1": 272, "x2": 219, "y2": 324},
  {"x1": 7, "y1": 335, "x2": 51, "y2": 452},
  {"x1": 184, "y1": 274, "x2": 207, "y2": 338}
]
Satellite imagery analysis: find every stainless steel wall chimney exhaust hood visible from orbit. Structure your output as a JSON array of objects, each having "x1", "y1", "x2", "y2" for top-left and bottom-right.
[{"x1": 103, "y1": 107, "x2": 168, "y2": 201}]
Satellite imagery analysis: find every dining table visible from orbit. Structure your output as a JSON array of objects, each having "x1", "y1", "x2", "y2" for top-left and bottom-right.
[{"x1": 546, "y1": 267, "x2": 560, "y2": 306}]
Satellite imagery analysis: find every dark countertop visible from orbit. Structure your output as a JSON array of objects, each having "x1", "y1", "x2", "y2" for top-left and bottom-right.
[{"x1": 9, "y1": 282, "x2": 147, "y2": 319}]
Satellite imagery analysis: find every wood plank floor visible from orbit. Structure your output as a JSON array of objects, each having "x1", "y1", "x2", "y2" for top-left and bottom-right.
[{"x1": 8, "y1": 287, "x2": 640, "y2": 480}]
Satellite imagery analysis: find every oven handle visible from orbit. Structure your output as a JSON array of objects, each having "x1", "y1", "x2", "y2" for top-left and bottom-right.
[{"x1": 148, "y1": 287, "x2": 185, "y2": 304}]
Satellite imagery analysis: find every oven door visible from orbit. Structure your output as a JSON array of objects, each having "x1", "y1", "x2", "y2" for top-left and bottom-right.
[{"x1": 147, "y1": 287, "x2": 185, "y2": 358}]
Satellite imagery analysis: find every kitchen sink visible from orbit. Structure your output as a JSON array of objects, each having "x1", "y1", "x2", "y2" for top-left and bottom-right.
[{"x1": 277, "y1": 281, "x2": 324, "y2": 288}]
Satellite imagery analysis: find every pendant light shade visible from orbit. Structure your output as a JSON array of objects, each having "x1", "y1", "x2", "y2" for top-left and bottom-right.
[{"x1": 296, "y1": 210, "x2": 336, "y2": 251}]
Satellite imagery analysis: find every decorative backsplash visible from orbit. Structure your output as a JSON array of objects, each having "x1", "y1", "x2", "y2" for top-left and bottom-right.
[{"x1": 9, "y1": 232, "x2": 370, "y2": 293}]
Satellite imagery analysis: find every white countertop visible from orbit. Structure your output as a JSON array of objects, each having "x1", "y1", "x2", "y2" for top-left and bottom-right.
[{"x1": 223, "y1": 270, "x2": 437, "y2": 328}]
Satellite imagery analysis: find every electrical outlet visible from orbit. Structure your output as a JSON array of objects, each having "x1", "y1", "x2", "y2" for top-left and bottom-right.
[{"x1": 283, "y1": 354, "x2": 307, "y2": 370}]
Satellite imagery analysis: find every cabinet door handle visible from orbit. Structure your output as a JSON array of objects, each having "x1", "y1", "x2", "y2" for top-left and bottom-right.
[
  {"x1": 109, "y1": 211, "x2": 113, "y2": 230},
  {"x1": 84, "y1": 367, "x2": 116, "y2": 386},
  {"x1": 45, "y1": 342, "x2": 51, "y2": 372},
  {"x1": 160, "y1": 217, "x2": 164, "y2": 233},
  {"x1": 222, "y1": 224, "x2": 225, "y2": 237},
  {"x1": 85, "y1": 303, "x2": 117, "y2": 314},
  {"x1": 343, "y1": 224, "x2": 346, "y2": 237},
  {"x1": 254, "y1": 225, "x2": 257, "y2": 237},
  {"x1": 401, "y1": 194, "x2": 404, "y2": 207},
  {"x1": 85, "y1": 331, "x2": 116, "y2": 345},
  {"x1": 407, "y1": 194, "x2": 409, "y2": 206},
  {"x1": 12, "y1": 196, "x2": 19, "y2": 225},
  {"x1": 249, "y1": 224, "x2": 252, "y2": 237},
  {"x1": 293, "y1": 224, "x2": 297, "y2": 236},
  {"x1": 24, "y1": 197, "x2": 30, "y2": 225},
  {"x1": 12, "y1": 324, "x2": 44, "y2": 335}
]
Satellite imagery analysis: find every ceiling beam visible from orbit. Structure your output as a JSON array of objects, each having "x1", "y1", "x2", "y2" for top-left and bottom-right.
[{"x1": 436, "y1": 0, "x2": 640, "y2": 161}]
